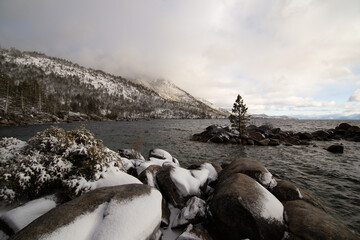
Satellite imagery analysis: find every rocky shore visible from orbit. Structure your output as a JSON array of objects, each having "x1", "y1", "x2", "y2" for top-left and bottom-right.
[
  {"x1": 192, "y1": 122, "x2": 360, "y2": 148},
  {"x1": 0, "y1": 126, "x2": 359, "y2": 239},
  {"x1": 0, "y1": 110, "x2": 107, "y2": 126}
]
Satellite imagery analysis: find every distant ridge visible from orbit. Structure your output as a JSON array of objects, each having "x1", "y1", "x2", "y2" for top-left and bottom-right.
[{"x1": 251, "y1": 114, "x2": 298, "y2": 120}]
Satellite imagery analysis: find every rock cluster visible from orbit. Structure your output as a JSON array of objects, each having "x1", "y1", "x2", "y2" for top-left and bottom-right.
[
  {"x1": 2, "y1": 149, "x2": 358, "y2": 240},
  {"x1": 1, "y1": 127, "x2": 358, "y2": 239},
  {"x1": 192, "y1": 123, "x2": 360, "y2": 146}
]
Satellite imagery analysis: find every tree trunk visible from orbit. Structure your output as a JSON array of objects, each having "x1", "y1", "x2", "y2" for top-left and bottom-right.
[{"x1": 5, "y1": 79, "x2": 9, "y2": 114}]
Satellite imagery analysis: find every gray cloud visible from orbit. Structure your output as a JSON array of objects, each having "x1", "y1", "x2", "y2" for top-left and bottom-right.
[{"x1": 0, "y1": 0, "x2": 359, "y2": 116}]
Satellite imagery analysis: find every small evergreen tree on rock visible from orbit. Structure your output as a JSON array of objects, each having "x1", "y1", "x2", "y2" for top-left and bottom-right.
[{"x1": 229, "y1": 94, "x2": 251, "y2": 135}]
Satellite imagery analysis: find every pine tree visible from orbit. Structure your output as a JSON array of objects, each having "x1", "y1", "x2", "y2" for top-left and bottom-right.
[{"x1": 229, "y1": 94, "x2": 251, "y2": 135}]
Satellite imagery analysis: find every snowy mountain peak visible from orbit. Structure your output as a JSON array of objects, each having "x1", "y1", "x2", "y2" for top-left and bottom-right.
[{"x1": 0, "y1": 47, "x2": 227, "y2": 122}]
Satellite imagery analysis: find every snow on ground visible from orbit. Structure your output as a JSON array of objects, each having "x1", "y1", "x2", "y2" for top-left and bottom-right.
[
  {"x1": 68, "y1": 162, "x2": 141, "y2": 195},
  {"x1": 1, "y1": 197, "x2": 57, "y2": 233},
  {"x1": 40, "y1": 188, "x2": 162, "y2": 240},
  {"x1": 161, "y1": 204, "x2": 183, "y2": 239},
  {"x1": 3, "y1": 52, "x2": 140, "y2": 100}
]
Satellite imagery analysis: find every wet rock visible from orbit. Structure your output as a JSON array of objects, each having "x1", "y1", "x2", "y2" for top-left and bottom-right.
[
  {"x1": 118, "y1": 148, "x2": 145, "y2": 160},
  {"x1": 208, "y1": 173, "x2": 284, "y2": 240},
  {"x1": 312, "y1": 130, "x2": 330, "y2": 141},
  {"x1": 285, "y1": 200, "x2": 358, "y2": 240},
  {"x1": 138, "y1": 165, "x2": 162, "y2": 187},
  {"x1": 247, "y1": 139, "x2": 255, "y2": 145},
  {"x1": 269, "y1": 139, "x2": 281, "y2": 146},
  {"x1": 210, "y1": 134, "x2": 230, "y2": 144},
  {"x1": 336, "y1": 123, "x2": 352, "y2": 131},
  {"x1": 229, "y1": 137, "x2": 238, "y2": 144},
  {"x1": 257, "y1": 138, "x2": 270, "y2": 146},
  {"x1": 344, "y1": 125, "x2": 360, "y2": 142},
  {"x1": 272, "y1": 180, "x2": 325, "y2": 211},
  {"x1": 156, "y1": 166, "x2": 184, "y2": 208},
  {"x1": 284, "y1": 136, "x2": 300, "y2": 146},
  {"x1": 172, "y1": 197, "x2": 206, "y2": 228},
  {"x1": 219, "y1": 158, "x2": 277, "y2": 189},
  {"x1": 192, "y1": 125, "x2": 230, "y2": 143},
  {"x1": 177, "y1": 224, "x2": 212, "y2": 240},
  {"x1": 326, "y1": 144, "x2": 344, "y2": 153},
  {"x1": 299, "y1": 140, "x2": 311, "y2": 146},
  {"x1": 248, "y1": 132, "x2": 265, "y2": 142},
  {"x1": 298, "y1": 132, "x2": 313, "y2": 141},
  {"x1": 161, "y1": 198, "x2": 171, "y2": 227},
  {"x1": 10, "y1": 184, "x2": 163, "y2": 240}
]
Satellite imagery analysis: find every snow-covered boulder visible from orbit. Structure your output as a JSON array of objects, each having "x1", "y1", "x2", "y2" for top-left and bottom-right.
[
  {"x1": 219, "y1": 158, "x2": 277, "y2": 189},
  {"x1": 0, "y1": 193, "x2": 69, "y2": 236},
  {"x1": 177, "y1": 224, "x2": 212, "y2": 240},
  {"x1": 11, "y1": 184, "x2": 163, "y2": 240},
  {"x1": 138, "y1": 165, "x2": 162, "y2": 188},
  {"x1": 118, "y1": 148, "x2": 145, "y2": 161},
  {"x1": 156, "y1": 166, "x2": 207, "y2": 208},
  {"x1": 149, "y1": 148, "x2": 178, "y2": 163},
  {"x1": 208, "y1": 173, "x2": 284, "y2": 240},
  {"x1": 285, "y1": 200, "x2": 358, "y2": 240},
  {"x1": 172, "y1": 197, "x2": 206, "y2": 228}
]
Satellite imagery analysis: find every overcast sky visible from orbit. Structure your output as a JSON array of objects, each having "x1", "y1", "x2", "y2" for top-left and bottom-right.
[{"x1": 1, "y1": 0, "x2": 360, "y2": 117}]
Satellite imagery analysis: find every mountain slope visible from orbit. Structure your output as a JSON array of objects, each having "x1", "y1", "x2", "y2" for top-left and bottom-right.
[{"x1": 0, "y1": 48, "x2": 227, "y2": 124}]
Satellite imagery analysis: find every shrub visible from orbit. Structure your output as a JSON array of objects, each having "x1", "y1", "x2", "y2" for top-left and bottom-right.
[{"x1": 0, "y1": 125, "x2": 124, "y2": 202}]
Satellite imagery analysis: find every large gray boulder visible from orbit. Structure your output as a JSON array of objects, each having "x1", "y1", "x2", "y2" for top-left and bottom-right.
[
  {"x1": 156, "y1": 166, "x2": 207, "y2": 209},
  {"x1": 285, "y1": 200, "x2": 359, "y2": 240},
  {"x1": 208, "y1": 173, "x2": 285, "y2": 240},
  {"x1": 219, "y1": 158, "x2": 277, "y2": 189},
  {"x1": 11, "y1": 184, "x2": 162, "y2": 240}
]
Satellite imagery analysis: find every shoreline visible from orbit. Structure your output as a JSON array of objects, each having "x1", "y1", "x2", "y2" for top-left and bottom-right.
[{"x1": 0, "y1": 125, "x2": 359, "y2": 239}]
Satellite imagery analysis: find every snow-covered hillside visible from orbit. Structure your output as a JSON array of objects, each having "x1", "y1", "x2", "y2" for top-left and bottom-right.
[{"x1": 0, "y1": 48, "x2": 227, "y2": 123}]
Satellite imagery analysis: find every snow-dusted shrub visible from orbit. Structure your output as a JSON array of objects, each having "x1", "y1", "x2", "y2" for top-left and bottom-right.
[{"x1": 0, "y1": 125, "x2": 125, "y2": 202}]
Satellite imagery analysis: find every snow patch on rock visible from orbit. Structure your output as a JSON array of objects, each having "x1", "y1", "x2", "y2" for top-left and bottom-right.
[
  {"x1": 172, "y1": 197, "x2": 206, "y2": 228},
  {"x1": 260, "y1": 171, "x2": 277, "y2": 189},
  {"x1": 39, "y1": 188, "x2": 162, "y2": 240},
  {"x1": 170, "y1": 167, "x2": 202, "y2": 198},
  {"x1": 1, "y1": 197, "x2": 57, "y2": 233},
  {"x1": 67, "y1": 162, "x2": 141, "y2": 195},
  {"x1": 253, "y1": 182, "x2": 284, "y2": 223}
]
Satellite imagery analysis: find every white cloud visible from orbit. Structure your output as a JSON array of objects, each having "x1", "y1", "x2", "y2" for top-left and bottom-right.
[{"x1": 349, "y1": 89, "x2": 360, "y2": 102}]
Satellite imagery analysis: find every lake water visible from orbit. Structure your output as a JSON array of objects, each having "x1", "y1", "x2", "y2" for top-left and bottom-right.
[{"x1": 1, "y1": 119, "x2": 359, "y2": 234}]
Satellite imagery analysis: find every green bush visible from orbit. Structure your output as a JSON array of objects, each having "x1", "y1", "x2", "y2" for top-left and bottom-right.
[{"x1": 0, "y1": 125, "x2": 124, "y2": 202}]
